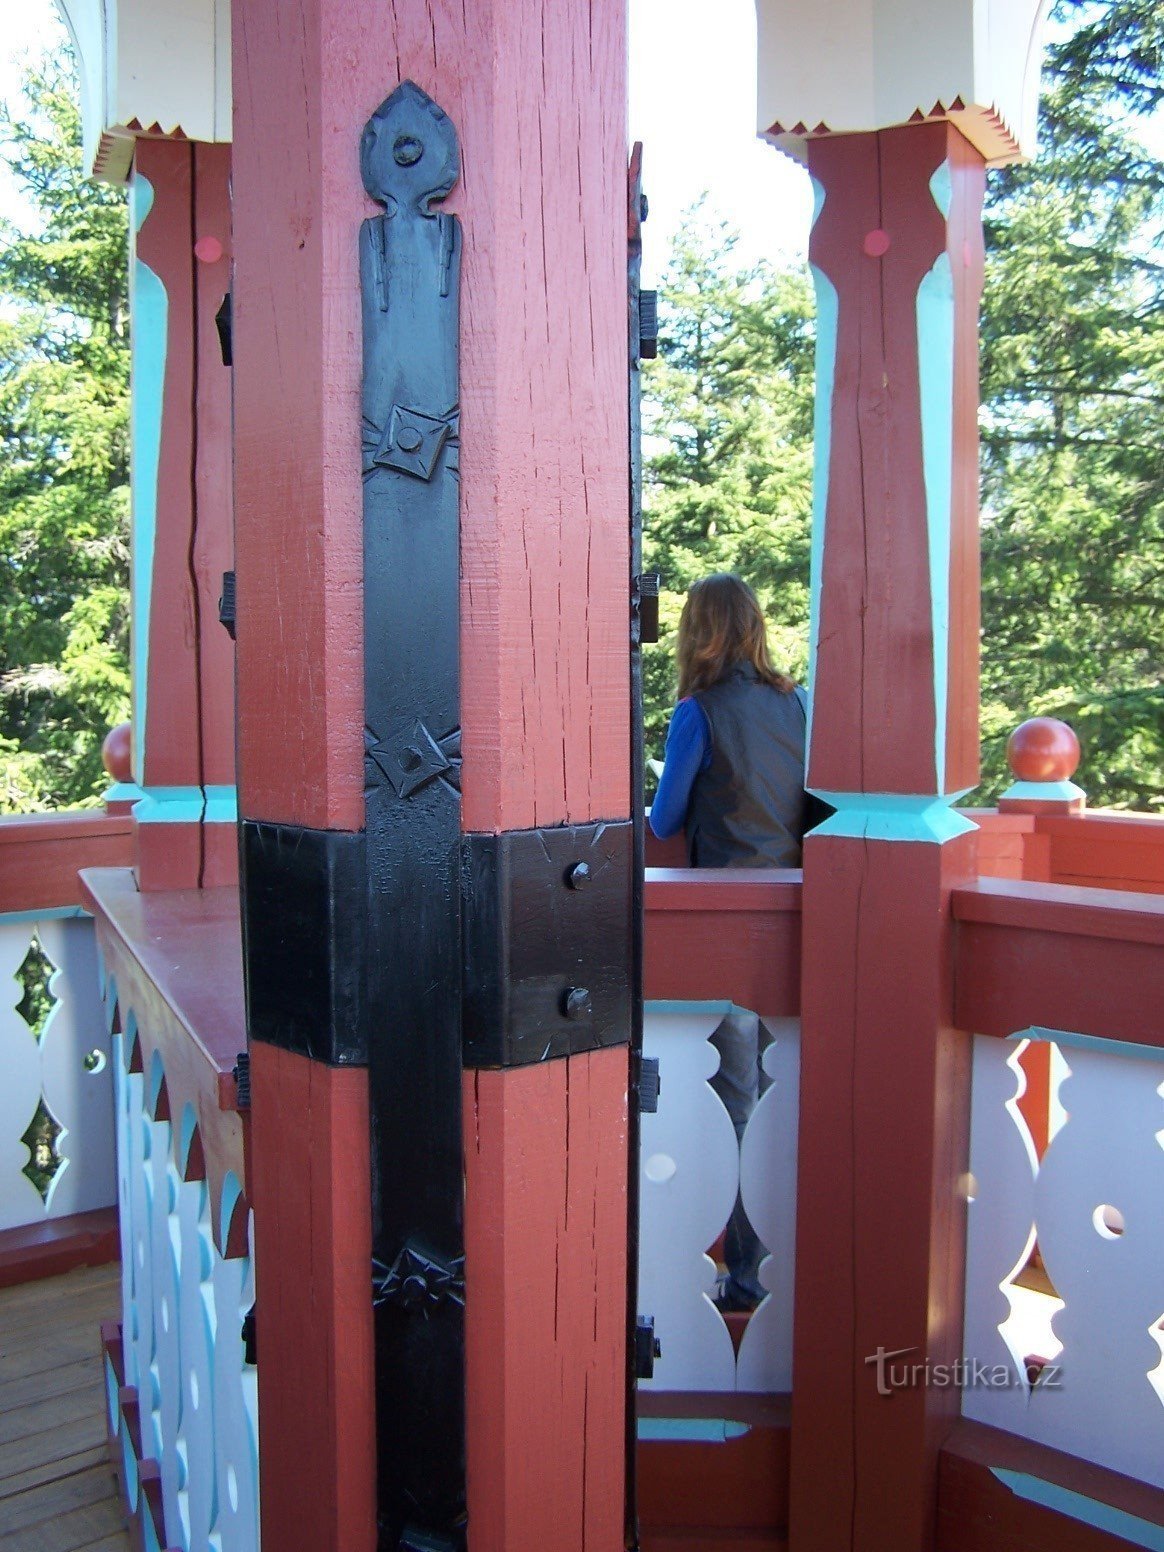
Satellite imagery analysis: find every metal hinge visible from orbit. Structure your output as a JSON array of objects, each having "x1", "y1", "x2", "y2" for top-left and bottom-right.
[
  {"x1": 635, "y1": 1053, "x2": 660, "y2": 1114},
  {"x1": 231, "y1": 1049, "x2": 250, "y2": 1108},
  {"x1": 241, "y1": 1303, "x2": 257, "y2": 1365},
  {"x1": 215, "y1": 291, "x2": 232, "y2": 366},
  {"x1": 638, "y1": 289, "x2": 658, "y2": 359},
  {"x1": 219, "y1": 571, "x2": 237, "y2": 640},
  {"x1": 635, "y1": 1315, "x2": 661, "y2": 1380},
  {"x1": 634, "y1": 571, "x2": 660, "y2": 646}
]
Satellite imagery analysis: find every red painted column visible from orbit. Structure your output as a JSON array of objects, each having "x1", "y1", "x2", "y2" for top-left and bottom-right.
[
  {"x1": 231, "y1": 2, "x2": 629, "y2": 1549},
  {"x1": 790, "y1": 122, "x2": 986, "y2": 1552},
  {"x1": 130, "y1": 140, "x2": 235, "y2": 890}
]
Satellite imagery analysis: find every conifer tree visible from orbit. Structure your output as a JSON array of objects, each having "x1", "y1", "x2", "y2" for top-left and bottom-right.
[{"x1": 0, "y1": 58, "x2": 130, "y2": 810}]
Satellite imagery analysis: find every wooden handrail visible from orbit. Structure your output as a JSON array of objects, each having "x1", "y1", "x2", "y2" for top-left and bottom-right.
[
  {"x1": 953, "y1": 878, "x2": 1164, "y2": 1047},
  {"x1": 644, "y1": 867, "x2": 802, "y2": 1013},
  {"x1": 0, "y1": 810, "x2": 134, "y2": 914}
]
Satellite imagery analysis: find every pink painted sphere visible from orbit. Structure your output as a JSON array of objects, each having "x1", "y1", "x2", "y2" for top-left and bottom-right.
[
  {"x1": 194, "y1": 235, "x2": 224, "y2": 264},
  {"x1": 1006, "y1": 718, "x2": 1080, "y2": 783},
  {"x1": 102, "y1": 721, "x2": 132, "y2": 782}
]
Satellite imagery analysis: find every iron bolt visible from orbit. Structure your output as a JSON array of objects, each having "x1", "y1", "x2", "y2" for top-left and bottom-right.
[
  {"x1": 566, "y1": 861, "x2": 592, "y2": 890},
  {"x1": 563, "y1": 987, "x2": 592, "y2": 1021}
]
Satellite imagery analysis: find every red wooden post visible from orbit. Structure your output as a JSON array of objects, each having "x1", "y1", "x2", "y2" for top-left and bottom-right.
[
  {"x1": 129, "y1": 140, "x2": 235, "y2": 890},
  {"x1": 231, "y1": 1, "x2": 629, "y2": 1547},
  {"x1": 791, "y1": 121, "x2": 986, "y2": 1552}
]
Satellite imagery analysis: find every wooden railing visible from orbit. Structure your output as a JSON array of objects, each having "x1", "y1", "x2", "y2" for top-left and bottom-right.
[
  {"x1": 0, "y1": 812, "x2": 132, "y2": 1268},
  {"x1": 639, "y1": 855, "x2": 1164, "y2": 1551},
  {"x1": 83, "y1": 867, "x2": 256, "y2": 1552}
]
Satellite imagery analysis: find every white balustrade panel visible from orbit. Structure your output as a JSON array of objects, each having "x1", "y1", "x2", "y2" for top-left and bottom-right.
[
  {"x1": 962, "y1": 1036, "x2": 1038, "y2": 1433},
  {"x1": 737, "y1": 1018, "x2": 800, "y2": 1393},
  {"x1": 108, "y1": 985, "x2": 259, "y2": 1552},
  {"x1": 0, "y1": 913, "x2": 114, "y2": 1230},
  {"x1": 964, "y1": 1031, "x2": 1164, "y2": 1489},
  {"x1": 639, "y1": 1004, "x2": 799, "y2": 1394}
]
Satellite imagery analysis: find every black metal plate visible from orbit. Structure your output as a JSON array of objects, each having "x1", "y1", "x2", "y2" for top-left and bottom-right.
[
  {"x1": 239, "y1": 820, "x2": 367, "y2": 1065},
  {"x1": 461, "y1": 820, "x2": 633, "y2": 1067}
]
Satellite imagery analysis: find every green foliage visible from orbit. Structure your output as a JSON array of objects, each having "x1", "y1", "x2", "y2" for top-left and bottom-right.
[
  {"x1": 979, "y1": 0, "x2": 1164, "y2": 808},
  {"x1": 643, "y1": 5, "x2": 1163, "y2": 812},
  {"x1": 641, "y1": 204, "x2": 815, "y2": 765},
  {"x1": 0, "y1": 58, "x2": 130, "y2": 812}
]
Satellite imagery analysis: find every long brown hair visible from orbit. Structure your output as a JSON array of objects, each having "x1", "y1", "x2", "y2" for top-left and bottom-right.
[{"x1": 676, "y1": 574, "x2": 794, "y2": 698}]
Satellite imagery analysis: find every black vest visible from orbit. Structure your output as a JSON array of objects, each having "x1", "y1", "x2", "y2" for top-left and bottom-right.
[{"x1": 686, "y1": 663, "x2": 807, "y2": 869}]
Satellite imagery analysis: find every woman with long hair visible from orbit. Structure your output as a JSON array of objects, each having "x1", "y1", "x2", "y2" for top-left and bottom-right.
[
  {"x1": 650, "y1": 572, "x2": 809, "y2": 868},
  {"x1": 650, "y1": 573, "x2": 810, "y2": 1311}
]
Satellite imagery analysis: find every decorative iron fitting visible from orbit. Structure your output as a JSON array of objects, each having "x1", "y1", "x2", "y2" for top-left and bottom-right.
[
  {"x1": 360, "y1": 80, "x2": 465, "y2": 1552},
  {"x1": 461, "y1": 820, "x2": 634, "y2": 1068},
  {"x1": 372, "y1": 1243, "x2": 466, "y2": 1315}
]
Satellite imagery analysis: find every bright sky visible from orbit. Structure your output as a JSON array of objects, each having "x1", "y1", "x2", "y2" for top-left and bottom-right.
[{"x1": 0, "y1": 0, "x2": 813, "y2": 271}]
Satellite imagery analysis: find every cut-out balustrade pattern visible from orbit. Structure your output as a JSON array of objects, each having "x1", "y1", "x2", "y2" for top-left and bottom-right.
[
  {"x1": 0, "y1": 912, "x2": 115, "y2": 1229},
  {"x1": 964, "y1": 1030, "x2": 1164, "y2": 1489},
  {"x1": 103, "y1": 968, "x2": 259, "y2": 1552},
  {"x1": 638, "y1": 1004, "x2": 800, "y2": 1393}
]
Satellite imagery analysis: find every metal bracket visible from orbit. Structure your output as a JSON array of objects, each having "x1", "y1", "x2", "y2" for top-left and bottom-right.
[{"x1": 461, "y1": 821, "x2": 633, "y2": 1068}]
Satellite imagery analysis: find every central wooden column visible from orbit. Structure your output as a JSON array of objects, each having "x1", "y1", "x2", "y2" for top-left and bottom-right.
[
  {"x1": 790, "y1": 121, "x2": 986, "y2": 1552},
  {"x1": 232, "y1": 1, "x2": 630, "y2": 1549}
]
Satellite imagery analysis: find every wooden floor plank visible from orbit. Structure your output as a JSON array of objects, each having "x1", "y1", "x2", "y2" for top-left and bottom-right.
[
  {"x1": 0, "y1": 1380, "x2": 107, "y2": 1446},
  {"x1": 0, "y1": 1444, "x2": 111, "y2": 1502},
  {"x1": 0, "y1": 1327, "x2": 110, "y2": 1386},
  {"x1": 0, "y1": 1264, "x2": 130, "y2": 1551},
  {"x1": 0, "y1": 1412, "x2": 108, "y2": 1485},
  {"x1": 3, "y1": 1494, "x2": 127, "y2": 1552},
  {"x1": 0, "y1": 1355, "x2": 110, "y2": 1412},
  {"x1": 0, "y1": 1463, "x2": 119, "y2": 1535}
]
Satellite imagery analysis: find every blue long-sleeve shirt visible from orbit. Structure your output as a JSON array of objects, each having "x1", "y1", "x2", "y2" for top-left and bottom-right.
[{"x1": 649, "y1": 697, "x2": 712, "y2": 840}]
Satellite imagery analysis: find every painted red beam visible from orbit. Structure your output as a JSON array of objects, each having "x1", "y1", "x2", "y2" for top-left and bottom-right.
[
  {"x1": 79, "y1": 867, "x2": 248, "y2": 1255},
  {"x1": 0, "y1": 812, "x2": 133, "y2": 914},
  {"x1": 953, "y1": 879, "x2": 1164, "y2": 1046},
  {"x1": 644, "y1": 868, "x2": 801, "y2": 1013},
  {"x1": 938, "y1": 1418, "x2": 1164, "y2": 1551}
]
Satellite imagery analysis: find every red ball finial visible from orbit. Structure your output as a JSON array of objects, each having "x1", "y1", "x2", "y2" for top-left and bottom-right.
[
  {"x1": 1006, "y1": 718, "x2": 1080, "y2": 783},
  {"x1": 102, "y1": 721, "x2": 133, "y2": 783}
]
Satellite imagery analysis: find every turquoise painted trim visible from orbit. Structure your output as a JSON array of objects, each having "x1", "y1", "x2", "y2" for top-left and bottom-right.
[
  {"x1": 134, "y1": 788, "x2": 204, "y2": 824},
  {"x1": 918, "y1": 159, "x2": 957, "y2": 793},
  {"x1": 645, "y1": 999, "x2": 734, "y2": 1019},
  {"x1": 131, "y1": 172, "x2": 165, "y2": 786},
  {"x1": 929, "y1": 159, "x2": 953, "y2": 219},
  {"x1": 203, "y1": 785, "x2": 239, "y2": 823},
  {"x1": 0, "y1": 906, "x2": 88, "y2": 926},
  {"x1": 102, "y1": 780, "x2": 145, "y2": 806},
  {"x1": 807, "y1": 259, "x2": 838, "y2": 758},
  {"x1": 810, "y1": 175, "x2": 827, "y2": 230},
  {"x1": 811, "y1": 791, "x2": 976, "y2": 845},
  {"x1": 992, "y1": 1471, "x2": 1164, "y2": 1551},
  {"x1": 1024, "y1": 1026, "x2": 1164, "y2": 1067},
  {"x1": 133, "y1": 785, "x2": 238, "y2": 824},
  {"x1": 999, "y1": 779, "x2": 1085, "y2": 804},
  {"x1": 636, "y1": 1417, "x2": 750, "y2": 1443}
]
